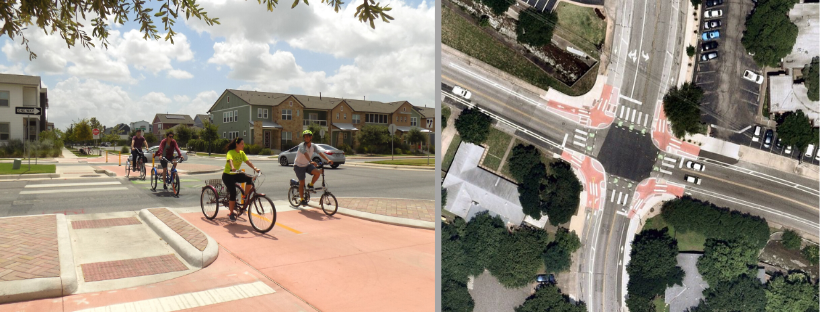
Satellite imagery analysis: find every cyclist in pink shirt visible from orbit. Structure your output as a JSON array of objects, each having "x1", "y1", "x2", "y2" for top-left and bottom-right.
[{"x1": 154, "y1": 132, "x2": 183, "y2": 190}]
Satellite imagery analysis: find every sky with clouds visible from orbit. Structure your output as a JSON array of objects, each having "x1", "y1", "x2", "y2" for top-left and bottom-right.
[{"x1": 0, "y1": 0, "x2": 435, "y2": 130}]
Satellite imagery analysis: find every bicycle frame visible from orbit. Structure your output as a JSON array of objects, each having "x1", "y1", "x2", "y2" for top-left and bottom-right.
[{"x1": 155, "y1": 156, "x2": 181, "y2": 184}]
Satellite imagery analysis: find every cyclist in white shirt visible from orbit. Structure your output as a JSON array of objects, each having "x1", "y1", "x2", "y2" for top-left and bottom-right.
[{"x1": 293, "y1": 130, "x2": 333, "y2": 206}]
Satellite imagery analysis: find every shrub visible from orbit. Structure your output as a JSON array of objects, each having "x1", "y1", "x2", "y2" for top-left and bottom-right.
[
  {"x1": 243, "y1": 144, "x2": 263, "y2": 155},
  {"x1": 686, "y1": 45, "x2": 695, "y2": 57},
  {"x1": 782, "y1": 229, "x2": 802, "y2": 250},
  {"x1": 802, "y1": 245, "x2": 819, "y2": 265},
  {"x1": 120, "y1": 146, "x2": 129, "y2": 154},
  {"x1": 395, "y1": 148, "x2": 403, "y2": 155},
  {"x1": 339, "y1": 143, "x2": 355, "y2": 155},
  {"x1": 259, "y1": 148, "x2": 272, "y2": 155}
]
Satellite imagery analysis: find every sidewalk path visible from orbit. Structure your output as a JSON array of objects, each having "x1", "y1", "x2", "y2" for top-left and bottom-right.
[
  {"x1": 61, "y1": 148, "x2": 79, "y2": 159},
  {"x1": 336, "y1": 197, "x2": 435, "y2": 222},
  {"x1": 0, "y1": 215, "x2": 60, "y2": 281}
]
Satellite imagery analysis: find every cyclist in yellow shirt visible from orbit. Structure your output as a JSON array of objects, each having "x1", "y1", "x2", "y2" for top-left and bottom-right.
[{"x1": 222, "y1": 138, "x2": 260, "y2": 221}]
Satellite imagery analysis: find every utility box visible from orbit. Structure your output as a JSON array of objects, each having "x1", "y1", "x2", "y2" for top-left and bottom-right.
[{"x1": 12, "y1": 159, "x2": 21, "y2": 170}]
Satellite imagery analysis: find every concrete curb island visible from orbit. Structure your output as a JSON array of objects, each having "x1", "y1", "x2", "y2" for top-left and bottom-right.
[
  {"x1": 300, "y1": 204, "x2": 435, "y2": 230},
  {"x1": 139, "y1": 209, "x2": 219, "y2": 268}
]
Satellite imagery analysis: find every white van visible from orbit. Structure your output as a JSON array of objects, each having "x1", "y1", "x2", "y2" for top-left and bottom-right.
[
  {"x1": 752, "y1": 126, "x2": 761, "y2": 142},
  {"x1": 805, "y1": 144, "x2": 816, "y2": 158}
]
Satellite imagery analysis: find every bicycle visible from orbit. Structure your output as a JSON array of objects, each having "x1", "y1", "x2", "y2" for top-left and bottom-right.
[
  {"x1": 200, "y1": 170, "x2": 276, "y2": 233},
  {"x1": 151, "y1": 156, "x2": 184, "y2": 196},
  {"x1": 288, "y1": 161, "x2": 338, "y2": 216},
  {"x1": 125, "y1": 149, "x2": 147, "y2": 180}
]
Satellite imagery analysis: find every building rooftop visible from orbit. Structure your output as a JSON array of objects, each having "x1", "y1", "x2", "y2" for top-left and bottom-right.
[
  {"x1": 0, "y1": 73, "x2": 41, "y2": 86},
  {"x1": 784, "y1": 3, "x2": 819, "y2": 68},
  {"x1": 768, "y1": 74, "x2": 819, "y2": 125},
  {"x1": 154, "y1": 114, "x2": 195, "y2": 124},
  {"x1": 223, "y1": 89, "x2": 407, "y2": 114}
]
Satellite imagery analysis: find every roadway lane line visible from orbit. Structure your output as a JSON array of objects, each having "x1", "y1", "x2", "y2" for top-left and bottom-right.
[
  {"x1": 20, "y1": 186, "x2": 129, "y2": 195},
  {"x1": 687, "y1": 187, "x2": 819, "y2": 230},
  {"x1": 630, "y1": 0, "x2": 650, "y2": 97},
  {"x1": 696, "y1": 157, "x2": 819, "y2": 197},
  {"x1": 683, "y1": 168, "x2": 819, "y2": 211},
  {"x1": 562, "y1": 133, "x2": 569, "y2": 148},
  {"x1": 24, "y1": 181, "x2": 121, "y2": 188},
  {"x1": 619, "y1": 94, "x2": 643, "y2": 105}
]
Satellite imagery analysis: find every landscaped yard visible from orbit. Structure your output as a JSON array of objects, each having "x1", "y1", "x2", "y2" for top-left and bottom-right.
[
  {"x1": 554, "y1": 2, "x2": 607, "y2": 57},
  {"x1": 652, "y1": 296, "x2": 670, "y2": 312},
  {"x1": 500, "y1": 139, "x2": 554, "y2": 182},
  {"x1": 443, "y1": 6, "x2": 588, "y2": 96},
  {"x1": 480, "y1": 128, "x2": 513, "y2": 171},
  {"x1": 368, "y1": 159, "x2": 434, "y2": 166},
  {"x1": 0, "y1": 163, "x2": 56, "y2": 175},
  {"x1": 643, "y1": 215, "x2": 706, "y2": 252},
  {"x1": 443, "y1": 134, "x2": 462, "y2": 172}
]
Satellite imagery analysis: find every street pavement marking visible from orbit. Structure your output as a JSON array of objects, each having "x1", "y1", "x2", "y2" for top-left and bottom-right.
[
  {"x1": 662, "y1": 157, "x2": 677, "y2": 163},
  {"x1": 617, "y1": 192, "x2": 623, "y2": 205},
  {"x1": 683, "y1": 169, "x2": 819, "y2": 211},
  {"x1": 630, "y1": 109, "x2": 636, "y2": 123},
  {"x1": 643, "y1": 114, "x2": 649, "y2": 127},
  {"x1": 616, "y1": 210, "x2": 628, "y2": 216},
  {"x1": 622, "y1": 194, "x2": 629, "y2": 207},
  {"x1": 574, "y1": 134, "x2": 587, "y2": 142},
  {"x1": 619, "y1": 106, "x2": 625, "y2": 119},
  {"x1": 562, "y1": 133, "x2": 569, "y2": 148},
  {"x1": 275, "y1": 222, "x2": 302, "y2": 234},
  {"x1": 20, "y1": 186, "x2": 129, "y2": 195},
  {"x1": 619, "y1": 94, "x2": 642, "y2": 105},
  {"x1": 611, "y1": 190, "x2": 616, "y2": 202},
  {"x1": 659, "y1": 169, "x2": 673, "y2": 175},
  {"x1": 575, "y1": 129, "x2": 588, "y2": 135},
  {"x1": 25, "y1": 181, "x2": 121, "y2": 188},
  {"x1": 76, "y1": 281, "x2": 275, "y2": 312},
  {"x1": 637, "y1": 112, "x2": 643, "y2": 124}
]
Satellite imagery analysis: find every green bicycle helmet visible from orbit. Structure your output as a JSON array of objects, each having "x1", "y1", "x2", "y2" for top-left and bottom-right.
[{"x1": 302, "y1": 130, "x2": 313, "y2": 136}]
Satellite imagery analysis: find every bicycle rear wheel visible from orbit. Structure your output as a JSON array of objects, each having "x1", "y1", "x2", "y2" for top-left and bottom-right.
[
  {"x1": 200, "y1": 187, "x2": 219, "y2": 220},
  {"x1": 125, "y1": 160, "x2": 131, "y2": 178},
  {"x1": 150, "y1": 169, "x2": 158, "y2": 190},
  {"x1": 249, "y1": 196, "x2": 276, "y2": 233},
  {"x1": 320, "y1": 193, "x2": 338, "y2": 216},
  {"x1": 139, "y1": 162, "x2": 146, "y2": 180},
  {"x1": 288, "y1": 186, "x2": 301, "y2": 207},
  {"x1": 172, "y1": 173, "x2": 181, "y2": 196}
]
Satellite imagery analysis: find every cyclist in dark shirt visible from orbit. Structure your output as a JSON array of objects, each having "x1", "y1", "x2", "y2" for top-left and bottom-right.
[
  {"x1": 155, "y1": 132, "x2": 183, "y2": 189},
  {"x1": 130, "y1": 129, "x2": 148, "y2": 171}
]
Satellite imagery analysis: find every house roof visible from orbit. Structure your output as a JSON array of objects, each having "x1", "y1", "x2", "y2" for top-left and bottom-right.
[
  {"x1": 769, "y1": 74, "x2": 820, "y2": 125},
  {"x1": 154, "y1": 114, "x2": 195, "y2": 124},
  {"x1": 332, "y1": 123, "x2": 358, "y2": 131},
  {"x1": 248, "y1": 120, "x2": 283, "y2": 129},
  {"x1": 223, "y1": 89, "x2": 412, "y2": 114},
  {"x1": 0, "y1": 74, "x2": 40, "y2": 86},
  {"x1": 195, "y1": 114, "x2": 210, "y2": 120},
  {"x1": 414, "y1": 106, "x2": 435, "y2": 118},
  {"x1": 344, "y1": 99, "x2": 404, "y2": 114}
]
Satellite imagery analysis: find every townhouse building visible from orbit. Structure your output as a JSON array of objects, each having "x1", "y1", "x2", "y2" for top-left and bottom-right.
[
  {"x1": 0, "y1": 74, "x2": 49, "y2": 144},
  {"x1": 130, "y1": 120, "x2": 152, "y2": 134},
  {"x1": 151, "y1": 114, "x2": 195, "y2": 136}
]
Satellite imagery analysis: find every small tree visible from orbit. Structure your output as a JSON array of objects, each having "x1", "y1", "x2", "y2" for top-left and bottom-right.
[
  {"x1": 200, "y1": 121, "x2": 219, "y2": 156},
  {"x1": 514, "y1": 284, "x2": 587, "y2": 312},
  {"x1": 73, "y1": 119, "x2": 93, "y2": 144},
  {"x1": 541, "y1": 161, "x2": 582, "y2": 226},
  {"x1": 405, "y1": 127, "x2": 428, "y2": 151},
  {"x1": 175, "y1": 124, "x2": 194, "y2": 148},
  {"x1": 690, "y1": 0, "x2": 702, "y2": 8},
  {"x1": 307, "y1": 123, "x2": 326, "y2": 144},
  {"x1": 742, "y1": 0, "x2": 799, "y2": 67},
  {"x1": 442, "y1": 106, "x2": 452, "y2": 128},
  {"x1": 357, "y1": 124, "x2": 389, "y2": 154},
  {"x1": 516, "y1": 9, "x2": 557, "y2": 47},
  {"x1": 803, "y1": 57, "x2": 819, "y2": 101},
  {"x1": 777, "y1": 110, "x2": 819, "y2": 153},
  {"x1": 144, "y1": 132, "x2": 158, "y2": 146},
  {"x1": 801, "y1": 245, "x2": 818, "y2": 265},
  {"x1": 686, "y1": 45, "x2": 696, "y2": 57},
  {"x1": 454, "y1": 107, "x2": 492, "y2": 145},
  {"x1": 508, "y1": 144, "x2": 542, "y2": 182},
  {"x1": 663, "y1": 82, "x2": 705, "y2": 138},
  {"x1": 781, "y1": 229, "x2": 802, "y2": 250},
  {"x1": 480, "y1": 0, "x2": 515, "y2": 15}
]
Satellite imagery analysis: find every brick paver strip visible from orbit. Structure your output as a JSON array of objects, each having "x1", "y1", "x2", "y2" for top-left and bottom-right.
[
  {"x1": 81, "y1": 254, "x2": 187, "y2": 282},
  {"x1": 148, "y1": 208, "x2": 207, "y2": 251},
  {"x1": 336, "y1": 198, "x2": 435, "y2": 222},
  {"x1": 0, "y1": 215, "x2": 60, "y2": 281},
  {"x1": 71, "y1": 217, "x2": 141, "y2": 230}
]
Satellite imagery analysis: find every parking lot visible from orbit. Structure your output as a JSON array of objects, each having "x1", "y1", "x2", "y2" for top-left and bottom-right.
[
  {"x1": 728, "y1": 125, "x2": 820, "y2": 165},
  {"x1": 694, "y1": 0, "x2": 763, "y2": 138}
]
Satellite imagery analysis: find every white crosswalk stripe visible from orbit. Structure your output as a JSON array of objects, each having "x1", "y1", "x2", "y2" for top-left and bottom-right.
[
  {"x1": 19, "y1": 181, "x2": 127, "y2": 195},
  {"x1": 622, "y1": 194, "x2": 629, "y2": 207}
]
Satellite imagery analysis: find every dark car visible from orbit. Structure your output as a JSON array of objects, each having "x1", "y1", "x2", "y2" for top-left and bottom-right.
[
  {"x1": 701, "y1": 41, "x2": 718, "y2": 51},
  {"x1": 704, "y1": 20, "x2": 721, "y2": 29},
  {"x1": 705, "y1": 0, "x2": 723, "y2": 7},
  {"x1": 536, "y1": 274, "x2": 556, "y2": 284},
  {"x1": 701, "y1": 52, "x2": 718, "y2": 61},
  {"x1": 763, "y1": 129, "x2": 774, "y2": 148}
]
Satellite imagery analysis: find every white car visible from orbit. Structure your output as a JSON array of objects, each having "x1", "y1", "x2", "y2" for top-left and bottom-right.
[
  {"x1": 686, "y1": 160, "x2": 705, "y2": 171},
  {"x1": 684, "y1": 175, "x2": 702, "y2": 185},
  {"x1": 743, "y1": 70, "x2": 764, "y2": 84},
  {"x1": 703, "y1": 9, "x2": 723, "y2": 19},
  {"x1": 784, "y1": 145, "x2": 793, "y2": 155},
  {"x1": 452, "y1": 85, "x2": 472, "y2": 100}
]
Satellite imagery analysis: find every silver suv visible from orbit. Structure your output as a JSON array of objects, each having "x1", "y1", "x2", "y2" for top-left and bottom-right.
[{"x1": 278, "y1": 143, "x2": 346, "y2": 169}]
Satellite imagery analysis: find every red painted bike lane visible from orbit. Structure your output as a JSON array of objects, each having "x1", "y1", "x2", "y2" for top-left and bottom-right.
[
  {"x1": 544, "y1": 84, "x2": 618, "y2": 130},
  {"x1": 627, "y1": 178, "x2": 685, "y2": 219},
  {"x1": 561, "y1": 150, "x2": 607, "y2": 211}
]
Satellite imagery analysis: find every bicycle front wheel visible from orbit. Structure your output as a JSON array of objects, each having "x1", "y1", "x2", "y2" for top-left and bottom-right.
[
  {"x1": 172, "y1": 173, "x2": 181, "y2": 196},
  {"x1": 320, "y1": 193, "x2": 338, "y2": 216},
  {"x1": 150, "y1": 169, "x2": 158, "y2": 190},
  {"x1": 201, "y1": 187, "x2": 219, "y2": 220},
  {"x1": 288, "y1": 186, "x2": 301, "y2": 207},
  {"x1": 249, "y1": 196, "x2": 276, "y2": 233},
  {"x1": 125, "y1": 160, "x2": 131, "y2": 178},
  {"x1": 139, "y1": 163, "x2": 146, "y2": 180}
]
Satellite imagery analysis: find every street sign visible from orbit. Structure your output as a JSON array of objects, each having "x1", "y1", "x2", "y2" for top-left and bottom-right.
[
  {"x1": 93, "y1": 128, "x2": 100, "y2": 140},
  {"x1": 388, "y1": 124, "x2": 397, "y2": 135},
  {"x1": 15, "y1": 107, "x2": 41, "y2": 115}
]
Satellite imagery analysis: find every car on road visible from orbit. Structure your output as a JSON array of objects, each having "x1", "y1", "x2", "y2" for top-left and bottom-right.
[
  {"x1": 536, "y1": 274, "x2": 556, "y2": 284},
  {"x1": 684, "y1": 175, "x2": 702, "y2": 185},
  {"x1": 705, "y1": 0, "x2": 723, "y2": 7},
  {"x1": 703, "y1": 9, "x2": 723, "y2": 19},
  {"x1": 452, "y1": 86, "x2": 472, "y2": 100},
  {"x1": 704, "y1": 20, "x2": 721, "y2": 29},
  {"x1": 785, "y1": 145, "x2": 793, "y2": 155},
  {"x1": 147, "y1": 146, "x2": 188, "y2": 162},
  {"x1": 752, "y1": 126, "x2": 761, "y2": 142},
  {"x1": 763, "y1": 129, "x2": 774, "y2": 148},
  {"x1": 742, "y1": 70, "x2": 764, "y2": 84},
  {"x1": 686, "y1": 160, "x2": 706, "y2": 171},
  {"x1": 702, "y1": 30, "x2": 720, "y2": 41},
  {"x1": 805, "y1": 144, "x2": 816, "y2": 158},
  {"x1": 701, "y1": 41, "x2": 718, "y2": 51},
  {"x1": 701, "y1": 52, "x2": 718, "y2": 61},
  {"x1": 278, "y1": 143, "x2": 346, "y2": 168}
]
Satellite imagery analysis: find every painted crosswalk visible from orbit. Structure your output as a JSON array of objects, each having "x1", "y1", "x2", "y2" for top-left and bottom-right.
[
  {"x1": 19, "y1": 181, "x2": 128, "y2": 195},
  {"x1": 569, "y1": 128, "x2": 595, "y2": 152},
  {"x1": 609, "y1": 189, "x2": 631, "y2": 207},
  {"x1": 615, "y1": 104, "x2": 651, "y2": 130}
]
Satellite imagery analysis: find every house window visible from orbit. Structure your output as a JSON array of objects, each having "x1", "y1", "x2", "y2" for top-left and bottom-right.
[
  {"x1": 227, "y1": 96, "x2": 230, "y2": 103},
  {"x1": 343, "y1": 132, "x2": 348, "y2": 139},
  {"x1": 352, "y1": 114, "x2": 360, "y2": 124},
  {"x1": 289, "y1": 101, "x2": 293, "y2": 107},
  {"x1": 344, "y1": 113, "x2": 346, "y2": 120},
  {"x1": 403, "y1": 107, "x2": 406, "y2": 112},
  {"x1": 336, "y1": 113, "x2": 340, "y2": 119},
  {"x1": 243, "y1": 131, "x2": 246, "y2": 136},
  {"x1": 282, "y1": 109, "x2": 292, "y2": 120},
  {"x1": 309, "y1": 113, "x2": 318, "y2": 121},
  {"x1": 0, "y1": 123, "x2": 8, "y2": 140},
  {"x1": 223, "y1": 112, "x2": 227, "y2": 123},
  {"x1": 258, "y1": 108, "x2": 268, "y2": 119},
  {"x1": 297, "y1": 110, "x2": 300, "y2": 117},
  {"x1": 234, "y1": 110, "x2": 238, "y2": 123},
  {"x1": 411, "y1": 117, "x2": 418, "y2": 127},
  {"x1": 281, "y1": 131, "x2": 293, "y2": 149},
  {"x1": 365, "y1": 114, "x2": 387, "y2": 124},
  {"x1": 0, "y1": 91, "x2": 8, "y2": 107},
  {"x1": 223, "y1": 132, "x2": 226, "y2": 138},
  {"x1": 341, "y1": 107, "x2": 344, "y2": 112}
]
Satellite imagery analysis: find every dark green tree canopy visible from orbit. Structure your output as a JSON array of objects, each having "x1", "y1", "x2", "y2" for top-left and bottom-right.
[
  {"x1": 541, "y1": 161, "x2": 582, "y2": 226},
  {"x1": 804, "y1": 57, "x2": 819, "y2": 101},
  {"x1": 663, "y1": 82, "x2": 705, "y2": 138},
  {"x1": 357, "y1": 124, "x2": 390, "y2": 152},
  {"x1": 514, "y1": 284, "x2": 587, "y2": 312},
  {"x1": 693, "y1": 275, "x2": 767, "y2": 312},
  {"x1": 781, "y1": 229, "x2": 802, "y2": 250},
  {"x1": 488, "y1": 226, "x2": 550, "y2": 288},
  {"x1": 2, "y1": 0, "x2": 393, "y2": 60},
  {"x1": 802, "y1": 245, "x2": 819, "y2": 265},
  {"x1": 508, "y1": 144, "x2": 543, "y2": 182},
  {"x1": 776, "y1": 110, "x2": 820, "y2": 153},
  {"x1": 516, "y1": 9, "x2": 557, "y2": 47},
  {"x1": 626, "y1": 228, "x2": 684, "y2": 311},
  {"x1": 442, "y1": 278, "x2": 475, "y2": 312},
  {"x1": 661, "y1": 197, "x2": 771, "y2": 250},
  {"x1": 480, "y1": 0, "x2": 515, "y2": 16},
  {"x1": 741, "y1": 0, "x2": 799, "y2": 67},
  {"x1": 454, "y1": 107, "x2": 492, "y2": 145},
  {"x1": 463, "y1": 212, "x2": 507, "y2": 276},
  {"x1": 543, "y1": 227, "x2": 581, "y2": 273},
  {"x1": 764, "y1": 272, "x2": 819, "y2": 312},
  {"x1": 697, "y1": 239, "x2": 759, "y2": 286}
]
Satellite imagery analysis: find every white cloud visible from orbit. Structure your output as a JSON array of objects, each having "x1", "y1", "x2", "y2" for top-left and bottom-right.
[
  {"x1": 176, "y1": 91, "x2": 219, "y2": 115},
  {"x1": 168, "y1": 69, "x2": 194, "y2": 79},
  {"x1": 115, "y1": 30, "x2": 195, "y2": 74},
  {"x1": 185, "y1": 0, "x2": 319, "y2": 43}
]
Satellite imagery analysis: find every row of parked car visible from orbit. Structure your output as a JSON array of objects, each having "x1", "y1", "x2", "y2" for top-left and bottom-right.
[
  {"x1": 752, "y1": 125, "x2": 820, "y2": 161},
  {"x1": 699, "y1": 0, "x2": 724, "y2": 61}
]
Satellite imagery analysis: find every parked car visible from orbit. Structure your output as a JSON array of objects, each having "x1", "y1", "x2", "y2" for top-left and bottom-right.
[
  {"x1": 702, "y1": 30, "x2": 720, "y2": 41},
  {"x1": 278, "y1": 143, "x2": 346, "y2": 168},
  {"x1": 701, "y1": 52, "x2": 718, "y2": 61},
  {"x1": 701, "y1": 41, "x2": 718, "y2": 51},
  {"x1": 452, "y1": 86, "x2": 472, "y2": 100},
  {"x1": 705, "y1": 0, "x2": 723, "y2": 7},
  {"x1": 742, "y1": 70, "x2": 764, "y2": 84},
  {"x1": 686, "y1": 160, "x2": 705, "y2": 171},
  {"x1": 785, "y1": 145, "x2": 793, "y2": 155},
  {"x1": 536, "y1": 274, "x2": 556, "y2": 284},
  {"x1": 704, "y1": 20, "x2": 721, "y2": 29},
  {"x1": 763, "y1": 129, "x2": 774, "y2": 148},
  {"x1": 146, "y1": 146, "x2": 189, "y2": 162},
  {"x1": 805, "y1": 144, "x2": 816, "y2": 158},
  {"x1": 685, "y1": 175, "x2": 702, "y2": 185},
  {"x1": 703, "y1": 9, "x2": 723, "y2": 18},
  {"x1": 752, "y1": 125, "x2": 761, "y2": 142},
  {"x1": 776, "y1": 138, "x2": 783, "y2": 149}
]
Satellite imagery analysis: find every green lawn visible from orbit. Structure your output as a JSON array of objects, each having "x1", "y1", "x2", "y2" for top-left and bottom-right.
[
  {"x1": 554, "y1": 2, "x2": 607, "y2": 57},
  {"x1": 69, "y1": 149, "x2": 102, "y2": 157},
  {"x1": 367, "y1": 159, "x2": 434, "y2": 166},
  {"x1": 652, "y1": 296, "x2": 669, "y2": 312},
  {"x1": 443, "y1": 134, "x2": 462, "y2": 172},
  {"x1": 481, "y1": 128, "x2": 512, "y2": 171},
  {"x1": 643, "y1": 215, "x2": 706, "y2": 252},
  {"x1": 443, "y1": 6, "x2": 589, "y2": 96},
  {"x1": 0, "y1": 163, "x2": 56, "y2": 175},
  {"x1": 500, "y1": 139, "x2": 554, "y2": 182}
]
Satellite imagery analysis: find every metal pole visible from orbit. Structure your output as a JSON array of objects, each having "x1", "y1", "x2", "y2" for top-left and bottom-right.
[{"x1": 391, "y1": 133, "x2": 394, "y2": 161}]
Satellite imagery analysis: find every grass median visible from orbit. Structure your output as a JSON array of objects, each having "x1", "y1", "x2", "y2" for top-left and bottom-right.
[
  {"x1": 367, "y1": 159, "x2": 434, "y2": 166},
  {"x1": 0, "y1": 163, "x2": 56, "y2": 175},
  {"x1": 554, "y1": 2, "x2": 606, "y2": 57}
]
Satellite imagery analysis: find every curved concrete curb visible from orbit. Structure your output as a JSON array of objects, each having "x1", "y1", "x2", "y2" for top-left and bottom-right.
[
  {"x1": 345, "y1": 162, "x2": 435, "y2": 171},
  {"x1": 138, "y1": 209, "x2": 218, "y2": 268},
  {"x1": 0, "y1": 173, "x2": 60, "y2": 180},
  {"x1": 297, "y1": 204, "x2": 435, "y2": 229},
  {"x1": 0, "y1": 214, "x2": 77, "y2": 304}
]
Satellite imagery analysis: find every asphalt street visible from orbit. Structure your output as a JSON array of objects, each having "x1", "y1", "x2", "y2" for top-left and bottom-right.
[{"x1": 0, "y1": 156, "x2": 434, "y2": 218}]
